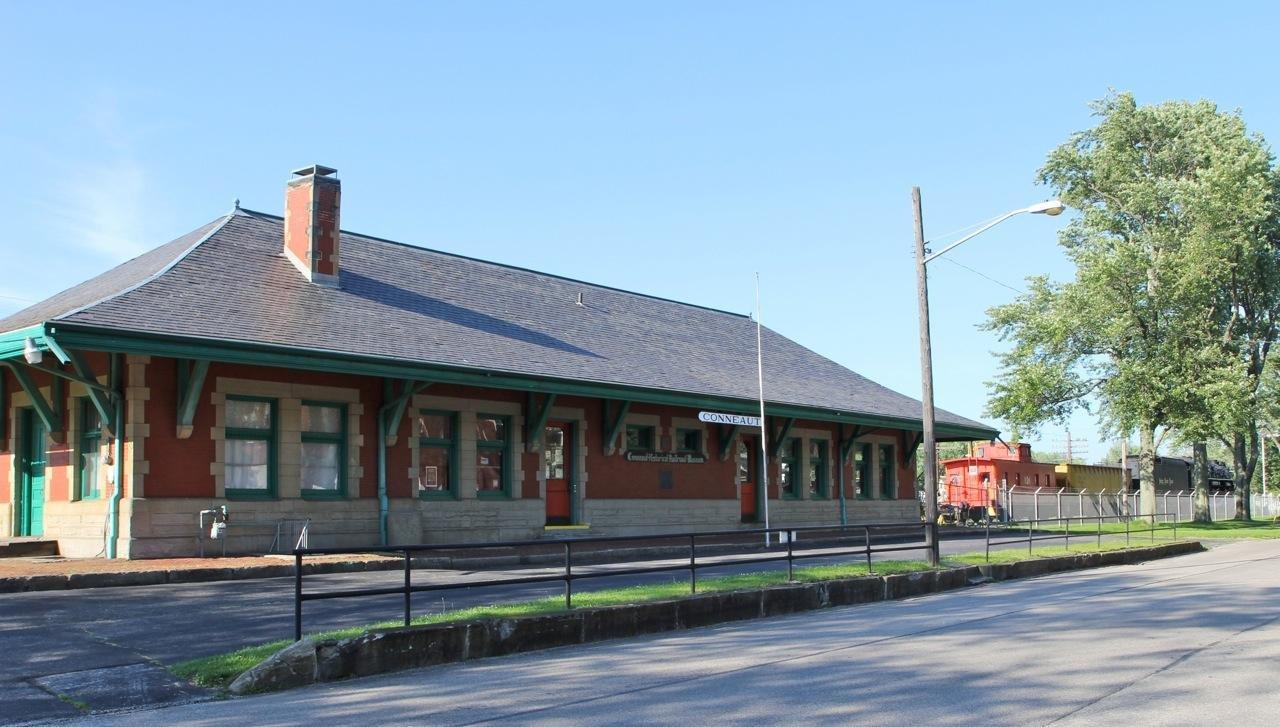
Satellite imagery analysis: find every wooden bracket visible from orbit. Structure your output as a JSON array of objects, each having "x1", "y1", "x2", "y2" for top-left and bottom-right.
[
  {"x1": 525, "y1": 392, "x2": 557, "y2": 452},
  {"x1": 840, "y1": 425, "x2": 867, "y2": 461},
  {"x1": 770, "y1": 417, "x2": 796, "y2": 457},
  {"x1": 175, "y1": 359, "x2": 210, "y2": 439},
  {"x1": 3, "y1": 361, "x2": 61, "y2": 434},
  {"x1": 603, "y1": 399, "x2": 632, "y2": 455},
  {"x1": 717, "y1": 424, "x2": 739, "y2": 461},
  {"x1": 382, "y1": 379, "x2": 430, "y2": 446},
  {"x1": 65, "y1": 349, "x2": 118, "y2": 437},
  {"x1": 903, "y1": 431, "x2": 924, "y2": 466}
]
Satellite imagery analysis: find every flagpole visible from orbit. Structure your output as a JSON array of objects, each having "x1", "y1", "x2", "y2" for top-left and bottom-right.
[{"x1": 755, "y1": 273, "x2": 771, "y2": 545}]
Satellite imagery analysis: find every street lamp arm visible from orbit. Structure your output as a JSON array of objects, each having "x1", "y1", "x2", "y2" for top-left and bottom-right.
[{"x1": 923, "y1": 209, "x2": 1024, "y2": 265}]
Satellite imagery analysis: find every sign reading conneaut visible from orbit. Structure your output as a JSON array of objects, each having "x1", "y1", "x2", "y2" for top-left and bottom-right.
[{"x1": 697, "y1": 411, "x2": 762, "y2": 428}]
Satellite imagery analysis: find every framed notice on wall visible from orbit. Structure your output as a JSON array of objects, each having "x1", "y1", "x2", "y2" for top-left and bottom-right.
[{"x1": 422, "y1": 466, "x2": 438, "y2": 490}]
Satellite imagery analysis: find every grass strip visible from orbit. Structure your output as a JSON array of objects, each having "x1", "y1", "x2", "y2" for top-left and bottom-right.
[
  {"x1": 1012, "y1": 518, "x2": 1280, "y2": 540},
  {"x1": 171, "y1": 559, "x2": 931, "y2": 688}
]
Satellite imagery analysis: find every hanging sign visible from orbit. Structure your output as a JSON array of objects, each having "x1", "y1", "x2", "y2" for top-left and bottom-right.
[{"x1": 697, "y1": 411, "x2": 762, "y2": 428}]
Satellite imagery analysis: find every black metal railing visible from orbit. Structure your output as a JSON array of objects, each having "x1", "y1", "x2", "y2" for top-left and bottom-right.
[
  {"x1": 983, "y1": 512, "x2": 1179, "y2": 561},
  {"x1": 292, "y1": 521, "x2": 936, "y2": 640}
]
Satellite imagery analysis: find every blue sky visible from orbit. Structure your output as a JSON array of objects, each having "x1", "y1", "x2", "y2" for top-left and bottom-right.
[{"x1": 3, "y1": 1, "x2": 1279, "y2": 462}]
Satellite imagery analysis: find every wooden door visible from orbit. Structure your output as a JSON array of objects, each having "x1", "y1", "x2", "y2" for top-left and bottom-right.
[
  {"x1": 737, "y1": 435, "x2": 758, "y2": 522},
  {"x1": 17, "y1": 409, "x2": 47, "y2": 537},
  {"x1": 544, "y1": 422, "x2": 572, "y2": 525}
]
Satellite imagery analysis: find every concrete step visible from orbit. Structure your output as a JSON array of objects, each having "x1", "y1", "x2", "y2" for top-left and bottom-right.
[
  {"x1": 540, "y1": 525, "x2": 595, "y2": 540},
  {"x1": 0, "y1": 538, "x2": 59, "y2": 558}
]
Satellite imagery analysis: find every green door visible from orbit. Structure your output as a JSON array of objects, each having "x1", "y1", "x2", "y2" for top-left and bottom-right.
[{"x1": 17, "y1": 409, "x2": 47, "y2": 537}]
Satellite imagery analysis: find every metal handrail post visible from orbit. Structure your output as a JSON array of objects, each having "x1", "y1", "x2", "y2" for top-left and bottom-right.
[
  {"x1": 403, "y1": 550, "x2": 412, "y2": 627},
  {"x1": 564, "y1": 541, "x2": 573, "y2": 609},
  {"x1": 984, "y1": 516, "x2": 990, "y2": 563},
  {"x1": 864, "y1": 526, "x2": 873, "y2": 574},
  {"x1": 786, "y1": 530, "x2": 794, "y2": 581},
  {"x1": 294, "y1": 552, "x2": 303, "y2": 642},
  {"x1": 689, "y1": 534, "x2": 697, "y2": 594}
]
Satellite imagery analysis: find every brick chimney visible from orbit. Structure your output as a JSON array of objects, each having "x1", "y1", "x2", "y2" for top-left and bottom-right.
[{"x1": 284, "y1": 164, "x2": 341, "y2": 286}]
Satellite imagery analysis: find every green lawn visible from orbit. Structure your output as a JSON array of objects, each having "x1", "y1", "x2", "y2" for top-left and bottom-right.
[
  {"x1": 172, "y1": 558, "x2": 933, "y2": 689},
  {"x1": 1020, "y1": 518, "x2": 1280, "y2": 540},
  {"x1": 945, "y1": 539, "x2": 1142, "y2": 565}
]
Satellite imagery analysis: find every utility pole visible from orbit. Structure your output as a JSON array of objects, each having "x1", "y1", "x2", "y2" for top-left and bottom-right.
[
  {"x1": 1065, "y1": 428, "x2": 1073, "y2": 463},
  {"x1": 912, "y1": 187, "x2": 939, "y2": 566}
]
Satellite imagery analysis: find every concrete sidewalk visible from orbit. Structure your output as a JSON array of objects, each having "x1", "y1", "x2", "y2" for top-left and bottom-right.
[{"x1": 84, "y1": 539, "x2": 1280, "y2": 726}]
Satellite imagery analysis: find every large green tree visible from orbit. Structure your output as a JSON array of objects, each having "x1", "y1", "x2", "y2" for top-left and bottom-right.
[{"x1": 985, "y1": 93, "x2": 1280, "y2": 518}]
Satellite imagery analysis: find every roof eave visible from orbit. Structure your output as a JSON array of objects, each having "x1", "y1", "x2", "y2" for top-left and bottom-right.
[{"x1": 42, "y1": 322, "x2": 999, "y2": 439}]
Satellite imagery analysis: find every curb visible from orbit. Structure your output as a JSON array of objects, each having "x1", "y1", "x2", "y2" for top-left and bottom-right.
[
  {"x1": 0, "y1": 530, "x2": 985, "y2": 594},
  {"x1": 228, "y1": 540, "x2": 1204, "y2": 695}
]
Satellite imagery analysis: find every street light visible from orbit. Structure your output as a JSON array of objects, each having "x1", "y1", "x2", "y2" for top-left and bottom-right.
[{"x1": 912, "y1": 188, "x2": 1064, "y2": 565}]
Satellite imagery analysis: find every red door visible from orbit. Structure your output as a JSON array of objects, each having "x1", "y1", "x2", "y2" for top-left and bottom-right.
[
  {"x1": 545, "y1": 422, "x2": 572, "y2": 525},
  {"x1": 737, "y1": 436, "x2": 758, "y2": 522}
]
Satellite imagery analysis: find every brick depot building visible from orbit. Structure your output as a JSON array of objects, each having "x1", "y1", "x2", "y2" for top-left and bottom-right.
[{"x1": 0, "y1": 166, "x2": 994, "y2": 558}]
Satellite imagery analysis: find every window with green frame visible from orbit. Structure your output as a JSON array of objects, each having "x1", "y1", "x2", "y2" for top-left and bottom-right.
[
  {"x1": 879, "y1": 443, "x2": 896, "y2": 499},
  {"x1": 808, "y1": 440, "x2": 828, "y2": 498},
  {"x1": 225, "y1": 397, "x2": 277, "y2": 498},
  {"x1": 416, "y1": 410, "x2": 457, "y2": 497},
  {"x1": 300, "y1": 402, "x2": 346, "y2": 498},
  {"x1": 675, "y1": 427, "x2": 702, "y2": 454},
  {"x1": 625, "y1": 424, "x2": 655, "y2": 452},
  {"x1": 854, "y1": 443, "x2": 872, "y2": 499},
  {"x1": 779, "y1": 438, "x2": 800, "y2": 498},
  {"x1": 476, "y1": 414, "x2": 511, "y2": 496},
  {"x1": 75, "y1": 398, "x2": 102, "y2": 501}
]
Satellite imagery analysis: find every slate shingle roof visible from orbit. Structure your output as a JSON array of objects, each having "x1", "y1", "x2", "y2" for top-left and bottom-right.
[{"x1": 0, "y1": 210, "x2": 994, "y2": 435}]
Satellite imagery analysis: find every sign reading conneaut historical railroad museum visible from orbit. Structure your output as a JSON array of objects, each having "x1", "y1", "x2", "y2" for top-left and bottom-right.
[
  {"x1": 697, "y1": 411, "x2": 762, "y2": 428},
  {"x1": 624, "y1": 452, "x2": 707, "y2": 464}
]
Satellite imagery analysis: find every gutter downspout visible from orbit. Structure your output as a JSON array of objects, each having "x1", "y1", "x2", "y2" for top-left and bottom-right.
[
  {"x1": 837, "y1": 426, "x2": 847, "y2": 526},
  {"x1": 106, "y1": 353, "x2": 123, "y2": 559},
  {"x1": 377, "y1": 380, "x2": 392, "y2": 546}
]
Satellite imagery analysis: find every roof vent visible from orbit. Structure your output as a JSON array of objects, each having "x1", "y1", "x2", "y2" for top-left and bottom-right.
[{"x1": 576, "y1": 292, "x2": 584, "y2": 306}]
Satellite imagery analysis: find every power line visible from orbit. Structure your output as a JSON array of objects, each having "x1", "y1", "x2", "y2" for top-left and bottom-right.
[{"x1": 937, "y1": 256, "x2": 1025, "y2": 294}]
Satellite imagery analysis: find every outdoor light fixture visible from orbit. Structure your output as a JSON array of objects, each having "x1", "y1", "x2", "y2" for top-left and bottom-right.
[
  {"x1": 22, "y1": 337, "x2": 42, "y2": 365},
  {"x1": 912, "y1": 188, "x2": 1066, "y2": 566},
  {"x1": 1026, "y1": 199, "x2": 1066, "y2": 216}
]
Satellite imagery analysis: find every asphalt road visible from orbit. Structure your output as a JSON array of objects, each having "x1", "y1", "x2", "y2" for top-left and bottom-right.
[
  {"x1": 0, "y1": 530, "x2": 1189, "y2": 724},
  {"x1": 60, "y1": 538, "x2": 1280, "y2": 726}
]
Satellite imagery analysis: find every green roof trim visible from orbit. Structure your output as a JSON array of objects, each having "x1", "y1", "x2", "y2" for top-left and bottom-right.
[{"x1": 42, "y1": 322, "x2": 998, "y2": 441}]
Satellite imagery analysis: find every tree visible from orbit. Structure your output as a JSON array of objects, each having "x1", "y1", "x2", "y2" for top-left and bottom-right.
[{"x1": 985, "y1": 93, "x2": 1279, "y2": 518}]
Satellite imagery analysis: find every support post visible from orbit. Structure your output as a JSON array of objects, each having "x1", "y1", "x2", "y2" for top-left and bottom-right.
[
  {"x1": 0, "y1": 368, "x2": 6, "y2": 443},
  {"x1": 912, "y1": 186, "x2": 940, "y2": 566}
]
